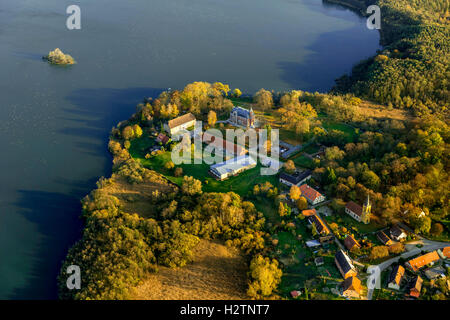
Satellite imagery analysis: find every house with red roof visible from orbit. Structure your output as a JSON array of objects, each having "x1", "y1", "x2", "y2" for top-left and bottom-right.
[{"x1": 299, "y1": 184, "x2": 325, "y2": 205}]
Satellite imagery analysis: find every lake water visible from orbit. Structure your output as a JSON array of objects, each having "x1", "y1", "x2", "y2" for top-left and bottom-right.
[{"x1": 0, "y1": 0, "x2": 380, "y2": 299}]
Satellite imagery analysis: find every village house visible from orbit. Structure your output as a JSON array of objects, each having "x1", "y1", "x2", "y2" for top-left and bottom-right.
[
  {"x1": 164, "y1": 113, "x2": 196, "y2": 136},
  {"x1": 409, "y1": 276, "x2": 423, "y2": 298},
  {"x1": 406, "y1": 251, "x2": 441, "y2": 272},
  {"x1": 390, "y1": 225, "x2": 407, "y2": 241},
  {"x1": 424, "y1": 267, "x2": 446, "y2": 280},
  {"x1": 299, "y1": 184, "x2": 325, "y2": 205},
  {"x1": 376, "y1": 231, "x2": 393, "y2": 246},
  {"x1": 308, "y1": 214, "x2": 330, "y2": 235},
  {"x1": 345, "y1": 195, "x2": 371, "y2": 224},
  {"x1": 335, "y1": 249, "x2": 357, "y2": 279},
  {"x1": 341, "y1": 276, "x2": 361, "y2": 299},
  {"x1": 344, "y1": 235, "x2": 361, "y2": 252},
  {"x1": 387, "y1": 265, "x2": 405, "y2": 290},
  {"x1": 209, "y1": 155, "x2": 256, "y2": 180},
  {"x1": 155, "y1": 133, "x2": 170, "y2": 145},
  {"x1": 229, "y1": 106, "x2": 255, "y2": 127},
  {"x1": 279, "y1": 170, "x2": 312, "y2": 187}
]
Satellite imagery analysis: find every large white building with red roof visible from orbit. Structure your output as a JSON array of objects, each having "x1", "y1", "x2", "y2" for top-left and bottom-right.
[{"x1": 299, "y1": 184, "x2": 325, "y2": 205}]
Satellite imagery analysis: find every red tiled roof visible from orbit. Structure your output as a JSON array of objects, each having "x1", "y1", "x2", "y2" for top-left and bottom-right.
[
  {"x1": 442, "y1": 247, "x2": 450, "y2": 258},
  {"x1": 299, "y1": 184, "x2": 323, "y2": 202},
  {"x1": 407, "y1": 251, "x2": 440, "y2": 272},
  {"x1": 409, "y1": 276, "x2": 423, "y2": 298},
  {"x1": 346, "y1": 201, "x2": 363, "y2": 216},
  {"x1": 302, "y1": 209, "x2": 316, "y2": 217}
]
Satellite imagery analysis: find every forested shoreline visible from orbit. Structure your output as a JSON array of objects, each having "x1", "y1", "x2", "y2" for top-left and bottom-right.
[{"x1": 58, "y1": 0, "x2": 449, "y2": 300}]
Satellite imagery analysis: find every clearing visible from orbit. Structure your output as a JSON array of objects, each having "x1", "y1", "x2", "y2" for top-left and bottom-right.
[{"x1": 129, "y1": 239, "x2": 248, "y2": 300}]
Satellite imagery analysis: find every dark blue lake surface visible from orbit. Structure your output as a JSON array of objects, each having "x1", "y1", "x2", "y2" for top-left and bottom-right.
[{"x1": 0, "y1": 0, "x2": 379, "y2": 299}]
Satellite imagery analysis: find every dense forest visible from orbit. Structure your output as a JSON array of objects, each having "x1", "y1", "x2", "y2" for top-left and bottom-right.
[{"x1": 332, "y1": 0, "x2": 449, "y2": 116}]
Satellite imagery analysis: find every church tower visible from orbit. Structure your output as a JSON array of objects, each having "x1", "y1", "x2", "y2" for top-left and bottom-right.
[{"x1": 361, "y1": 194, "x2": 371, "y2": 224}]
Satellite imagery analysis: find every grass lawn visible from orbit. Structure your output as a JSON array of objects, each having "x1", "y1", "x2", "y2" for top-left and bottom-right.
[
  {"x1": 322, "y1": 120, "x2": 358, "y2": 143},
  {"x1": 291, "y1": 154, "x2": 315, "y2": 169}
]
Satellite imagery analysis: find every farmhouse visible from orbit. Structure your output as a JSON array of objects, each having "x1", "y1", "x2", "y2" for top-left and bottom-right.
[
  {"x1": 341, "y1": 276, "x2": 361, "y2": 298},
  {"x1": 279, "y1": 170, "x2": 312, "y2": 187},
  {"x1": 387, "y1": 265, "x2": 405, "y2": 290},
  {"x1": 229, "y1": 106, "x2": 255, "y2": 127},
  {"x1": 308, "y1": 214, "x2": 330, "y2": 235},
  {"x1": 390, "y1": 225, "x2": 407, "y2": 241},
  {"x1": 376, "y1": 231, "x2": 393, "y2": 246},
  {"x1": 203, "y1": 131, "x2": 247, "y2": 158},
  {"x1": 209, "y1": 155, "x2": 256, "y2": 180},
  {"x1": 345, "y1": 195, "x2": 371, "y2": 224},
  {"x1": 299, "y1": 184, "x2": 325, "y2": 205},
  {"x1": 406, "y1": 251, "x2": 440, "y2": 272},
  {"x1": 164, "y1": 113, "x2": 196, "y2": 135},
  {"x1": 409, "y1": 276, "x2": 423, "y2": 298},
  {"x1": 335, "y1": 249, "x2": 357, "y2": 279},
  {"x1": 344, "y1": 235, "x2": 360, "y2": 252},
  {"x1": 155, "y1": 133, "x2": 170, "y2": 145}
]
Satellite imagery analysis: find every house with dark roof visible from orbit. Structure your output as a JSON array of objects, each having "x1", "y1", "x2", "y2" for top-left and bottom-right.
[
  {"x1": 390, "y1": 225, "x2": 407, "y2": 241},
  {"x1": 308, "y1": 214, "x2": 330, "y2": 235},
  {"x1": 409, "y1": 276, "x2": 423, "y2": 298},
  {"x1": 376, "y1": 231, "x2": 393, "y2": 246},
  {"x1": 388, "y1": 265, "x2": 405, "y2": 290},
  {"x1": 344, "y1": 235, "x2": 361, "y2": 252},
  {"x1": 335, "y1": 249, "x2": 357, "y2": 279},
  {"x1": 299, "y1": 184, "x2": 325, "y2": 205},
  {"x1": 342, "y1": 276, "x2": 361, "y2": 299},
  {"x1": 279, "y1": 170, "x2": 312, "y2": 187},
  {"x1": 164, "y1": 113, "x2": 196, "y2": 135}
]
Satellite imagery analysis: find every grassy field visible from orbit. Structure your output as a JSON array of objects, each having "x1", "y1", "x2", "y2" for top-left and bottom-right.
[
  {"x1": 130, "y1": 239, "x2": 248, "y2": 300},
  {"x1": 291, "y1": 154, "x2": 315, "y2": 169},
  {"x1": 324, "y1": 212, "x2": 382, "y2": 236}
]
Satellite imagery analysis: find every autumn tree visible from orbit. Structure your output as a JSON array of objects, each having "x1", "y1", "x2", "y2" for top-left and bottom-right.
[
  {"x1": 284, "y1": 160, "x2": 296, "y2": 174},
  {"x1": 289, "y1": 185, "x2": 301, "y2": 201},
  {"x1": 297, "y1": 197, "x2": 308, "y2": 210},
  {"x1": 181, "y1": 176, "x2": 202, "y2": 196},
  {"x1": 207, "y1": 110, "x2": 217, "y2": 127},
  {"x1": 253, "y1": 89, "x2": 273, "y2": 110},
  {"x1": 247, "y1": 255, "x2": 282, "y2": 298}
]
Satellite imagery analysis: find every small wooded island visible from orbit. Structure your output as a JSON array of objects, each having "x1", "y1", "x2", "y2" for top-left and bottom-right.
[{"x1": 43, "y1": 48, "x2": 75, "y2": 65}]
